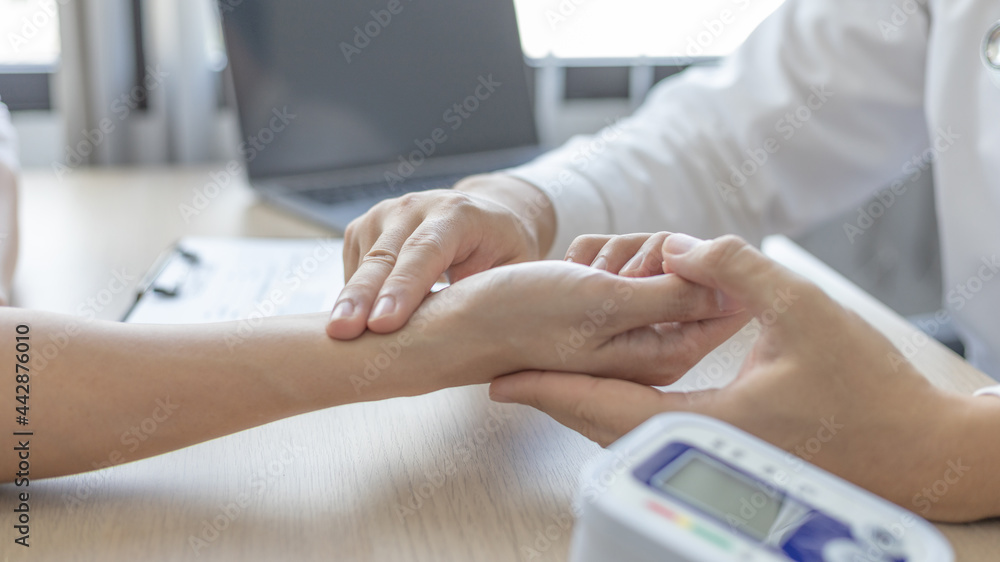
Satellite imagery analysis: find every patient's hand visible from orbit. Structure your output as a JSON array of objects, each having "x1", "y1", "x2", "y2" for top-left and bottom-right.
[
  {"x1": 416, "y1": 259, "x2": 749, "y2": 389},
  {"x1": 564, "y1": 232, "x2": 673, "y2": 277},
  {"x1": 490, "y1": 235, "x2": 1000, "y2": 522}
]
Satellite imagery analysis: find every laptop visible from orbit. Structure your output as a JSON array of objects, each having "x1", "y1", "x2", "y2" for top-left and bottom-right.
[{"x1": 219, "y1": 0, "x2": 541, "y2": 232}]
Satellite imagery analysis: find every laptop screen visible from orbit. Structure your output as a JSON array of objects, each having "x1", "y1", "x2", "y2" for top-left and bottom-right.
[{"x1": 220, "y1": 0, "x2": 538, "y2": 180}]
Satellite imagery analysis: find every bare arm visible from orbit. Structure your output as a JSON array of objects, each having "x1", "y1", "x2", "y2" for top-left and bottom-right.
[
  {"x1": 2, "y1": 258, "x2": 740, "y2": 481},
  {"x1": 1, "y1": 309, "x2": 470, "y2": 481}
]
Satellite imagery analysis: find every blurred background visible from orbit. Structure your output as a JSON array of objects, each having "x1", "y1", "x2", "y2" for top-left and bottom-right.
[{"x1": 0, "y1": 0, "x2": 943, "y2": 330}]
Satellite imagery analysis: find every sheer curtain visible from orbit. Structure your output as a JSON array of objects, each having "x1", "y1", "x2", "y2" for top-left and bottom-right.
[{"x1": 55, "y1": 0, "x2": 235, "y2": 170}]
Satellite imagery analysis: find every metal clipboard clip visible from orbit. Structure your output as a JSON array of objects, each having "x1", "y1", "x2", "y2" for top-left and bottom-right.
[{"x1": 121, "y1": 244, "x2": 201, "y2": 321}]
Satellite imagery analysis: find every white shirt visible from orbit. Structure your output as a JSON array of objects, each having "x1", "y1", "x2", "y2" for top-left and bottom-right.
[{"x1": 508, "y1": 0, "x2": 1000, "y2": 387}]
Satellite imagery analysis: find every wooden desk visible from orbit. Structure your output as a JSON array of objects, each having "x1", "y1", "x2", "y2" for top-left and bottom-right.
[{"x1": 8, "y1": 166, "x2": 1000, "y2": 561}]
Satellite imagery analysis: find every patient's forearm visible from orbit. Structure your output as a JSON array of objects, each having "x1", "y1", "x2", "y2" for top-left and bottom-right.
[{"x1": 1, "y1": 308, "x2": 475, "y2": 481}]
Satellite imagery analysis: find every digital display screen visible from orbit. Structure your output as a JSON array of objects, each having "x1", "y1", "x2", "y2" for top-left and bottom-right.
[{"x1": 653, "y1": 453, "x2": 784, "y2": 541}]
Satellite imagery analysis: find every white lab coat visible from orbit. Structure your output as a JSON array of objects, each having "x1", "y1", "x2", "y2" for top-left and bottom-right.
[
  {"x1": 507, "y1": 0, "x2": 1000, "y2": 381},
  {"x1": 0, "y1": 98, "x2": 17, "y2": 173}
]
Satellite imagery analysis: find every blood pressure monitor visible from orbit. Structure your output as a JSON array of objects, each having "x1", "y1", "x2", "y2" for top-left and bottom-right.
[{"x1": 570, "y1": 413, "x2": 952, "y2": 562}]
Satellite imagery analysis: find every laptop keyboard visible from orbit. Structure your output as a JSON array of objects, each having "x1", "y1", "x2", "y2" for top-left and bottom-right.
[{"x1": 293, "y1": 174, "x2": 468, "y2": 206}]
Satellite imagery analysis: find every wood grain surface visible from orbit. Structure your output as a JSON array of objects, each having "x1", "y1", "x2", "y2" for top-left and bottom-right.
[{"x1": 3, "y1": 167, "x2": 997, "y2": 561}]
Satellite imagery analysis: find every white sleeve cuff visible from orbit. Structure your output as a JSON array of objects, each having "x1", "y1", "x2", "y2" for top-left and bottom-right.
[{"x1": 974, "y1": 385, "x2": 1000, "y2": 399}]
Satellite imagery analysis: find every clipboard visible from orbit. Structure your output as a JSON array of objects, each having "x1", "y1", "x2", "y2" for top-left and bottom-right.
[{"x1": 123, "y1": 237, "x2": 345, "y2": 324}]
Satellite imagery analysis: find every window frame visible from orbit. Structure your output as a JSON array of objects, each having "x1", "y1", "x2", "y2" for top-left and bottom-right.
[{"x1": 0, "y1": 64, "x2": 55, "y2": 111}]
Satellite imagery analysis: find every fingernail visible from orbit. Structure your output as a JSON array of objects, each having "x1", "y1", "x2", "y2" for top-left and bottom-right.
[
  {"x1": 369, "y1": 295, "x2": 396, "y2": 321},
  {"x1": 329, "y1": 300, "x2": 355, "y2": 322},
  {"x1": 591, "y1": 256, "x2": 608, "y2": 270},
  {"x1": 490, "y1": 389, "x2": 513, "y2": 403},
  {"x1": 715, "y1": 290, "x2": 742, "y2": 313},
  {"x1": 664, "y1": 233, "x2": 702, "y2": 256}
]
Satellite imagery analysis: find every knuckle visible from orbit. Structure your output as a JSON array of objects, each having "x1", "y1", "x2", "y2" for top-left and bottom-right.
[
  {"x1": 716, "y1": 234, "x2": 751, "y2": 255},
  {"x1": 567, "y1": 234, "x2": 612, "y2": 258},
  {"x1": 602, "y1": 232, "x2": 651, "y2": 255},
  {"x1": 660, "y1": 276, "x2": 699, "y2": 315},
  {"x1": 404, "y1": 227, "x2": 449, "y2": 256},
  {"x1": 361, "y1": 247, "x2": 399, "y2": 269},
  {"x1": 575, "y1": 234, "x2": 612, "y2": 247},
  {"x1": 343, "y1": 219, "x2": 361, "y2": 242},
  {"x1": 703, "y1": 235, "x2": 750, "y2": 269},
  {"x1": 395, "y1": 191, "x2": 424, "y2": 209},
  {"x1": 648, "y1": 231, "x2": 672, "y2": 249},
  {"x1": 441, "y1": 193, "x2": 485, "y2": 225},
  {"x1": 368, "y1": 196, "x2": 398, "y2": 217},
  {"x1": 443, "y1": 189, "x2": 475, "y2": 206}
]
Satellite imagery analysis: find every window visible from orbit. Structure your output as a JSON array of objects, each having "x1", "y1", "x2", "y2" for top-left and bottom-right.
[
  {"x1": 0, "y1": 0, "x2": 61, "y2": 111},
  {"x1": 0, "y1": 0, "x2": 61, "y2": 67},
  {"x1": 513, "y1": 0, "x2": 786, "y2": 59}
]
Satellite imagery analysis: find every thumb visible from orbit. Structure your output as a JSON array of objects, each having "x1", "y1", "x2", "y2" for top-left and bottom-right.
[
  {"x1": 489, "y1": 371, "x2": 715, "y2": 446},
  {"x1": 662, "y1": 234, "x2": 809, "y2": 315}
]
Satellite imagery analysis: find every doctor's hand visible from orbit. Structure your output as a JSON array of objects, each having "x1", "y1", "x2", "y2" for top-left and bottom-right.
[
  {"x1": 422, "y1": 258, "x2": 749, "y2": 389},
  {"x1": 490, "y1": 234, "x2": 1000, "y2": 522},
  {"x1": 327, "y1": 174, "x2": 556, "y2": 340}
]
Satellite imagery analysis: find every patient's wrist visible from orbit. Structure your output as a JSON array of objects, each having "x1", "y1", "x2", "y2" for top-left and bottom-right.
[
  {"x1": 916, "y1": 393, "x2": 1000, "y2": 521},
  {"x1": 962, "y1": 394, "x2": 1000, "y2": 519}
]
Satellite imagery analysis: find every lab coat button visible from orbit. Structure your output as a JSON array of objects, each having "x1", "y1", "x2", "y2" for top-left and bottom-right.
[{"x1": 983, "y1": 21, "x2": 1000, "y2": 69}]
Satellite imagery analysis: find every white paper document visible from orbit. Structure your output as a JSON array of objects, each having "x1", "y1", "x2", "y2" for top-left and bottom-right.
[{"x1": 125, "y1": 237, "x2": 344, "y2": 324}]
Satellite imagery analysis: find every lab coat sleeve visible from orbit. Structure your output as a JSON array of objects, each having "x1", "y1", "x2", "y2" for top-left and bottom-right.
[
  {"x1": 0, "y1": 98, "x2": 18, "y2": 173},
  {"x1": 505, "y1": 0, "x2": 931, "y2": 257}
]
